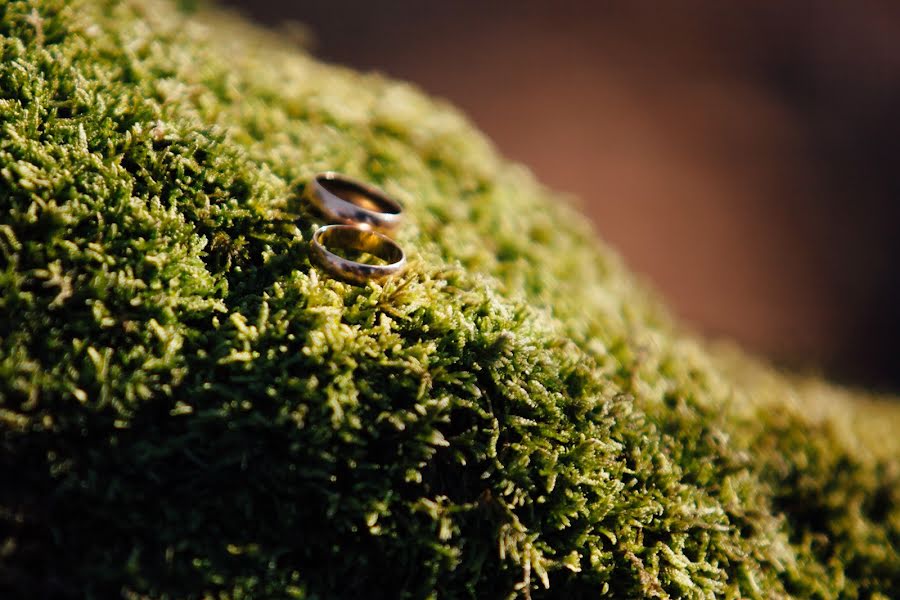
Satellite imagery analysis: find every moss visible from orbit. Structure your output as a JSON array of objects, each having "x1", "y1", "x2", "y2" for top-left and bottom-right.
[{"x1": 0, "y1": 0, "x2": 898, "y2": 597}]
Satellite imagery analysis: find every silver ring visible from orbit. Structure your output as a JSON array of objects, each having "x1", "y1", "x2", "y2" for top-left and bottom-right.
[
  {"x1": 305, "y1": 172, "x2": 403, "y2": 233},
  {"x1": 310, "y1": 224, "x2": 407, "y2": 285}
]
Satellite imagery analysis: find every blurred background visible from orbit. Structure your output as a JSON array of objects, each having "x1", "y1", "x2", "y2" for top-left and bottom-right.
[{"x1": 221, "y1": 0, "x2": 900, "y2": 392}]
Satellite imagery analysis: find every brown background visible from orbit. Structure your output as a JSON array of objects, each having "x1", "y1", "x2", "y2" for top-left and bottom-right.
[{"x1": 220, "y1": 0, "x2": 900, "y2": 391}]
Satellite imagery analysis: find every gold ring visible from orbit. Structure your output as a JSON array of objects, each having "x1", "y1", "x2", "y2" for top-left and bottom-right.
[
  {"x1": 310, "y1": 224, "x2": 407, "y2": 285},
  {"x1": 305, "y1": 172, "x2": 403, "y2": 233}
]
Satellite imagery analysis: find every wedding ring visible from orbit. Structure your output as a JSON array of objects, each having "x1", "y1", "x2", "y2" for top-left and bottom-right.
[
  {"x1": 305, "y1": 172, "x2": 403, "y2": 233},
  {"x1": 310, "y1": 224, "x2": 407, "y2": 285}
]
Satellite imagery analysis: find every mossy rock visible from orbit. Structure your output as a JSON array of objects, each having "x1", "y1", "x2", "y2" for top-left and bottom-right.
[{"x1": 1, "y1": 1, "x2": 899, "y2": 598}]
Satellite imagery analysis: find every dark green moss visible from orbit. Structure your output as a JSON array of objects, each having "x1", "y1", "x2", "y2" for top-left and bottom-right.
[{"x1": 1, "y1": 1, "x2": 898, "y2": 598}]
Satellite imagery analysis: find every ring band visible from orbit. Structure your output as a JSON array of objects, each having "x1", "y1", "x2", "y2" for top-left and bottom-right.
[
  {"x1": 305, "y1": 172, "x2": 403, "y2": 233},
  {"x1": 310, "y1": 224, "x2": 407, "y2": 285}
]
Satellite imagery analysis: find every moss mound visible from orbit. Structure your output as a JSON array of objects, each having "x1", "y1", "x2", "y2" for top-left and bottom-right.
[{"x1": 1, "y1": 1, "x2": 899, "y2": 597}]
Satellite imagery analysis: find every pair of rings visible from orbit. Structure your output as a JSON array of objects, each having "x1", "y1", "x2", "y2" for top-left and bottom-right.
[{"x1": 305, "y1": 172, "x2": 407, "y2": 285}]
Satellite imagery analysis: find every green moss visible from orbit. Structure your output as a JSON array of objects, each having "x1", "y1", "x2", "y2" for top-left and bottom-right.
[{"x1": 1, "y1": 1, "x2": 898, "y2": 597}]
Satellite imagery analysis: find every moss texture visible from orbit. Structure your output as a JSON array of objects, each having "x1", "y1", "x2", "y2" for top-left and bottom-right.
[{"x1": 1, "y1": 0, "x2": 899, "y2": 598}]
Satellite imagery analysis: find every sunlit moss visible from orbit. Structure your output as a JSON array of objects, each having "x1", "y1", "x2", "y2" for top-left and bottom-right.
[{"x1": 1, "y1": 1, "x2": 898, "y2": 597}]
